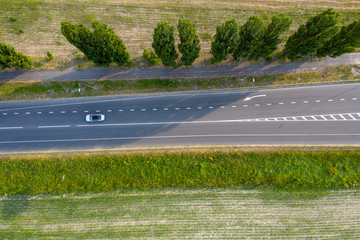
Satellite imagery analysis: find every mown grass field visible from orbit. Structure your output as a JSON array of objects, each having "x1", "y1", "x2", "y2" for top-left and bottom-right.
[
  {"x1": 0, "y1": 0, "x2": 360, "y2": 69},
  {"x1": 1, "y1": 188, "x2": 359, "y2": 238}
]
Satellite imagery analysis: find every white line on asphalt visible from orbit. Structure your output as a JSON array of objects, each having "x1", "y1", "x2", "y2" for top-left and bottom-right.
[
  {"x1": 197, "y1": 107, "x2": 202, "y2": 109},
  {"x1": 328, "y1": 99, "x2": 333, "y2": 102},
  {"x1": 14, "y1": 112, "x2": 19, "y2": 115},
  {"x1": 186, "y1": 107, "x2": 191, "y2": 109},
  {"x1": 316, "y1": 100, "x2": 321, "y2": 102},
  {"x1": 232, "y1": 106, "x2": 236, "y2": 108},
  {"x1": 220, "y1": 106, "x2": 225, "y2": 108},
  {"x1": 291, "y1": 102, "x2": 296, "y2": 104},
  {"x1": 84, "y1": 110, "x2": 89, "y2": 113},
  {"x1": 26, "y1": 112, "x2": 30, "y2": 114},
  {"x1": 175, "y1": 108, "x2": 180, "y2": 110},
  {"x1": 61, "y1": 111, "x2": 66, "y2": 113},
  {"x1": 2, "y1": 133, "x2": 360, "y2": 144},
  {"x1": 72, "y1": 111, "x2": 77, "y2": 113},
  {"x1": 321, "y1": 115, "x2": 327, "y2": 120},
  {"x1": 164, "y1": 108, "x2": 168, "y2": 110},
  {"x1": 303, "y1": 101, "x2": 308, "y2": 103},
  {"x1": 255, "y1": 104, "x2": 260, "y2": 106},
  {"x1": 349, "y1": 114, "x2": 356, "y2": 120},
  {"x1": 340, "y1": 98, "x2": 345, "y2": 101},
  {"x1": 107, "y1": 110, "x2": 112, "y2": 112},
  {"x1": 130, "y1": 109, "x2": 134, "y2": 111},
  {"x1": 330, "y1": 115, "x2": 337, "y2": 120},
  {"x1": 302, "y1": 116, "x2": 307, "y2": 120},
  {"x1": 37, "y1": 112, "x2": 42, "y2": 114},
  {"x1": 96, "y1": 110, "x2": 101, "y2": 112},
  {"x1": 243, "y1": 105, "x2": 248, "y2": 107},
  {"x1": 49, "y1": 111, "x2": 54, "y2": 114},
  {"x1": 267, "y1": 103, "x2": 271, "y2": 106},
  {"x1": 311, "y1": 116, "x2": 317, "y2": 120},
  {"x1": 141, "y1": 109, "x2": 146, "y2": 111},
  {"x1": 153, "y1": 108, "x2": 157, "y2": 111},
  {"x1": 352, "y1": 98, "x2": 357, "y2": 100},
  {"x1": 279, "y1": 102, "x2": 284, "y2": 105},
  {"x1": 209, "y1": 106, "x2": 213, "y2": 109},
  {"x1": 0, "y1": 126, "x2": 23, "y2": 130},
  {"x1": 339, "y1": 114, "x2": 346, "y2": 120},
  {"x1": 119, "y1": 109, "x2": 123, "y2": 112},
  {"x1": 38, "y1": 125, "x2": 71, "y2": 128}
]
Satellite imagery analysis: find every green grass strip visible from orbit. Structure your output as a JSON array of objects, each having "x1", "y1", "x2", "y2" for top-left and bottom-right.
[{"x1": 1, "y1": 151, "x2": 360, "y2": 195}]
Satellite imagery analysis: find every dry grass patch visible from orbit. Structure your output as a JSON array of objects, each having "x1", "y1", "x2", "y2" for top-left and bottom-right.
[{"x1": 0, "y1": 0, "x2": 359, "y2": 69}]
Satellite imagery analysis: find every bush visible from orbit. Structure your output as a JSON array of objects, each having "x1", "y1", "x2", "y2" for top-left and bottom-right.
[
  {"x1": 143, "y1": 48, "x2": 150, "y2": 59},
  {"x1": 0, "y1": 42, "x2": 32, "y2": 69},
  {"x1": 46, "y1": 51, "x2": 54, "y2": 61}
]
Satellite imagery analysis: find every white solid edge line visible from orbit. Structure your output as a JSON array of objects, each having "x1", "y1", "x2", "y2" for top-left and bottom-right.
[
  {"x1": 0, "y1": 127, "x2": 23, "y2": 130},
  {"x1": 1, "y1": 133, "x2": 360, "y2": 144},
  {"x1": 38, "y1": 125, "x2": 71, "y2": 128}
]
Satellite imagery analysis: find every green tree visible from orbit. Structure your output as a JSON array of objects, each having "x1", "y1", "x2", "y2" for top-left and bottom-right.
[
  {"x1": 317, "y1": 19, "x2": 360, "y2": 58},
  {"x1": 210, "y1": 19, "x2": 239, "y2": 62},
  {"x1": 0, "y1": 42, "x2": 32, "y2": 69},
  {"x1": 152, "y1": 21, "x2": 178, "y2": 67},
  {"x1": 61, "y1": 21, "x2": 130, "y2": 66},
  {"x1": 177, "y1": 18, "x2": 201, "y2": 66},
  {"x1": 250, "y1": 14, "x2": 292, "y2": 61},
  {"x1": 285, "y1": 8, "x2": 342, "y2": 61},
  {"x1": 233, "y1": 16, "x2": 265, "y2": 61}
]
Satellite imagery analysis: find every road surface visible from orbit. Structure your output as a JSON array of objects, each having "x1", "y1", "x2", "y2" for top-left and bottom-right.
[
  {"x1": 1, "y1": 82, "x2": 360, "y2": 151},
  {"x1": 1, "y1": 53, "x2": 360, "y2": 82}
]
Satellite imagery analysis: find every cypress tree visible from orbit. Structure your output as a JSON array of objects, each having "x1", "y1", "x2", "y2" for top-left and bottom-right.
[
  {"x1": 177, "y1": 18, "x2": 201, "y2": 66},
  {"x1": 0, "y1": 42, "x2": 32, "y2": 69},
  {"x1": 250, "y1": 14, "x2": 292, "y2": 61},
  {"x1": 317, "y1": 19, "x2": 360, "y2": 58},
  {"x1": 210, "y1": 19, "x2": 239, "y2": 62},
  {"x1": 233, "y1": 16, "x2": 265, "y2": 61},
  {"x1": 285, "y1": 8, "x2": 342, "y2": 61},
  {"x1": 152, "y1": 21, "x2": 178, "y2": 67}
]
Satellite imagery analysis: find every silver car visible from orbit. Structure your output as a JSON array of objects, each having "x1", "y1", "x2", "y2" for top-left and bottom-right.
[{"x1": 85, "y1": 114, "x2": 105, "y2": 122}]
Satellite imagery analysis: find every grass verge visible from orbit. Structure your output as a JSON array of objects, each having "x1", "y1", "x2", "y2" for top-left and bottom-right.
[
  {"x1": 1, "y1": 65, "x2": 359, "y2": 101},
  {"x1": 1, "y1": 150, "x2": 360, "y2": 195}
]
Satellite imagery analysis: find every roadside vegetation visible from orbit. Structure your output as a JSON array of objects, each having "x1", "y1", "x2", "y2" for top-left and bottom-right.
[
  {"x1": 1, "y1": 1, "x2": 360, "y2": 69},
  {"x1": 1, "y1": 150, "x2": 360, "y2": 195},
  {"x1": 0, "y1": 64, "x2": 359, "y2": 101}
]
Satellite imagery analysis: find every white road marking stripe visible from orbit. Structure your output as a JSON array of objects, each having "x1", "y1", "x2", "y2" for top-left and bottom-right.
[
  {"x1": 175, "y1": 108, "x2": 180, "y2": 110},
  {"x1": 186, "y1": 107, "x2": 191, "y2": 109},
  {"x1": 292, "y1": 117, "x2": 296, "y2": 120},
  {"x1": 130, "y1": 109, "x2": 134, "y2": 111},
  {"x1": 72, "y1": 111, "x2": 77, "y2": 113},
  {"x1": 349, "y1": 114, "x2": 356, "y2": 120},
  {"x1": 153, "y1": 108, "x2": 157, "y2": 111},
  {"x1": 279, "y1": 102, "x2": 284, "y2": 105},
  {"x1": 96, "y1": 110, "x2": 100, "y2": 112},
  {"x1": 353, "y1": 98, "x2": 357, "y2": 100},
  {"x1": 197, "y1": 107, "x2": 202, "y2": 109},
  {"x1": 321, "y1": 115, "x2": 327, "y2": 120},
  {"x1": 164, "y1": 108, "x2": 168, "y2": 110},
  {"x1": 220, "y1": 106, "x2": 225, "y2": 108},
  {"x1": 267, "y1": 103, "x2": 271, "y2": 106},
  {"x1": 49, "y1": 111, "x2": 54, "y2": 114},
  {"x1": 3, "y1": 133, "x2": 360, "y2": 144},
  {"x1": 141, "y1": 109, "x2": 146, "y2": 111},
  {"x1": 339, "y1": 114, "x2": 346, "y2": 120},
  {"x1": 358, "y1": 113, "x2": 360, "y2": 118},
  {"x1": 330, "y1": 115, "x2": 337, "y2": 120},
  {"x1": 119, "y1": 109, "x2": 123, "y2": 112},
  {"x1": 302, "y1": 117, "x2": 307, "y2": 120},
  {"x1": 0, "y1": 126, "x2": 23, "y2": 130},
  {"x1": 37, "y1": 112, "x2": 42, "y2": 114},
  {"x1": 311, "y1": 116, "x2": 317, "y2": 120},
  {"x1": 61, "y1": 111, "x2": 65, "y2": 113},
  {"x1": 291, "y1": 102, "x2": 296, "y2": 104},
  {"x1": 84, "y1": 110, "x2": 89, "y2": 113},
  {"x1": 14, "y1": 112, "x2": 19, "y2": 115},
  {"x1": 340, "y1": 98, "x2": 345, "y2": 101},
  {"x1": 209, "y1": 106, "x2": 213, "y2": 109},
  {"x1": 107, "y1": 110, "x2": 112, "y2": 112},
  {"x1": 38, "y1": 125, "x2": 70, "y2": 128},
  {"x1": 232, "y1": 106, "x2": 236, "y2": 108},
  {"x1": 328, "y1": 99, "x2": 333, "y2": 102},
  {"x1": 255, "y1": 104, "x2": 260, "y2": 106},
  {"x1": 316, "y1": 100, "x2": 321, "y2": 102},
  {"x1": 243, "y1": 105, "x2": 248, "y2": 107},
  {"x1": 26, "y1": 112, "x2": 30, "y2": 114},
  {"x1": 303, "y1": 101, "x2": 308, "y2": 103}
]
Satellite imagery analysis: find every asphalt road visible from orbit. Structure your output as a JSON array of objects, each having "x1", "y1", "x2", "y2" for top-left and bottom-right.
[
  {"x1": 1, "y1": 53, "x2": 360, "y2": 81},
  {"x1": 1, "y1": 82, "x2": 360, "y2": 151}
]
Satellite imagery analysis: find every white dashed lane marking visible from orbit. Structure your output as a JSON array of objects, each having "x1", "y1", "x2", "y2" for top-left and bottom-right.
[{"x1": 61, "y1": 111, "x2": 66, "y2": 114}]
